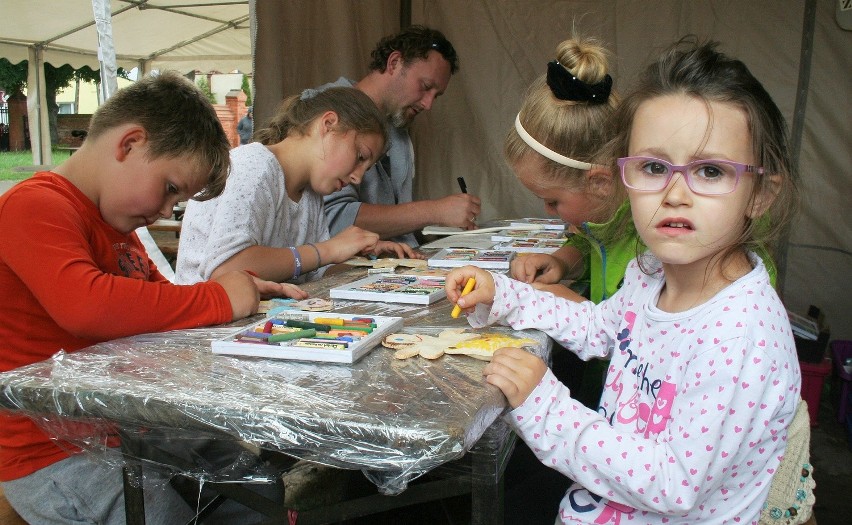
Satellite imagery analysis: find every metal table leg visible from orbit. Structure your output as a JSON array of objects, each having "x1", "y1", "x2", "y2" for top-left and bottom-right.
[
  {"x1": 123, "y1": 463, "x2": 146, "y2": 525},
  {"x1": 469, "y1": 419, "x2": 517, "y2": 525}
]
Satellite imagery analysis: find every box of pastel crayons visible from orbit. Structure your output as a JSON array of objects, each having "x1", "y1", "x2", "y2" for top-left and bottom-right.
[
  {"x1": 329, "y1": 273, "x2": 447, "y2": 305},
  {"x1": 212, "y1": 311, "x2": 404, "y2": 364}
]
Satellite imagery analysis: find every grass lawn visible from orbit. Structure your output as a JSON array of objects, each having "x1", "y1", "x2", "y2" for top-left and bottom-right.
[{"x1": 0, "y1": 149, "x2": 73, "y2": 180}]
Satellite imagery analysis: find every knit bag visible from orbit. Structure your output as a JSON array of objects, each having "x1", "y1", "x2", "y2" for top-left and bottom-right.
[{"x1": 759, "y1": 398, "x2": 816, "y2": 524}]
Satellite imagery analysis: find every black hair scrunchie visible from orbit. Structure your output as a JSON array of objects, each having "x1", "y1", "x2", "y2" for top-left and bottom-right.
[{"x1": 546, "y1": 60, "x2": 612, "y2": 104}]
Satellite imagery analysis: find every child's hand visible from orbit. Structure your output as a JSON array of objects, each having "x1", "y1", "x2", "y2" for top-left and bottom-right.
[
  {"x1": 483, "y1": 347, "x2": 548, "y2": 408},
  {"x1": 366, "y1": 241, "x2": 425, "y2": 260},
  {"x1": 323, "y1": 226, "x2": 381, "y2": 264},
  {"x1": 214, "y1": 270, "x2": 261, "y2": 320},
  {"x1": 445, "y1": 266, "x2": 495, "y2": 314},
  {"x1": 255, "y1": 280, "x2": 309, "y2": 300},
  {"x1": 511, "y1": 253, "x2": 564, "y2": 284}
]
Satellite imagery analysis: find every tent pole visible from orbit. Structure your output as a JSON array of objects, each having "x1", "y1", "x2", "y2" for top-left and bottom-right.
[
  {"x1": 26, "y1": 46, "x2": 51, "y2": 166},
  {"x1": 400, "y1": 0, "x2": 411, "y2": 29},
  {"x1": 92, "y1": 0, "x2": 119, "y2": 102},
  {"x1": 778, "y1": 0, "x2": 817, "y2": 296}
]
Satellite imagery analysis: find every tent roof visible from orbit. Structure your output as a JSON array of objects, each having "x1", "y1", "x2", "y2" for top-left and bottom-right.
[{"x1": 0, "y1": 0, "x2": 252, "y2": 74}]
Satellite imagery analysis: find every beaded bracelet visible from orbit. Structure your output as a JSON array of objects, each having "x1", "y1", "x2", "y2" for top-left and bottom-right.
[
  {"x1": 288, "y1": 246, "x2": 302, "y2": 279},
  {"x1": 307, "y1": 242, "x2": 322, "y2": 268}
]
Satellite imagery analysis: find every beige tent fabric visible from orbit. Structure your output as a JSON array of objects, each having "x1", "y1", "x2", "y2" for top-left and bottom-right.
[
  {"x1": 253, "y1": 0, "x2": 399, "y2": 128},
  {"x1": 255, "y1": 0, "x2": 850, "y2": 339},
  {"x1": 784, "y1": 0, "x2": 852, "y2": 336}
]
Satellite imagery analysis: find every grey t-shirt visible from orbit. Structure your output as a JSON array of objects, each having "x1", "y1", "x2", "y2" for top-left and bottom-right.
[{"x1": 313, "y1": 77, "x2": 417, "y2": 247}]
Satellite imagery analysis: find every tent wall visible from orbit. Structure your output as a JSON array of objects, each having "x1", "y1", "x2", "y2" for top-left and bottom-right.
[
  {"x1": 785, "y1": 0, "x2": 852, "y2": 340},
  {"x1": 256, "y1": 0, "x2": 850, "y2": 339},
  {"x1": 253, "y1": 0, "x2": 399, "y2": 127}
]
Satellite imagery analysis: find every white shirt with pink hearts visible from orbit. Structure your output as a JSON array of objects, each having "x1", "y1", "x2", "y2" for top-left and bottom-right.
[{"x1": 468, "y1": 254, "x2": 800, "y2": 524}]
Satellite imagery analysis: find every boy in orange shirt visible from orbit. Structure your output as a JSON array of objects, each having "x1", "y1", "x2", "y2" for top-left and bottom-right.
[{"x1": 0, "y1": 71, "x2": 297, "y2": 524}]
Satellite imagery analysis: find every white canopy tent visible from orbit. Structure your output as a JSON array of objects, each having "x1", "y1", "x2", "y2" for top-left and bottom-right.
[{"x1": 0, "y1": 0, "x2": 253, "y2": 165}]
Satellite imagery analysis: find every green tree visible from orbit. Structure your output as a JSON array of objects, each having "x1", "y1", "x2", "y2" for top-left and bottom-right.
[
  {"x1": 43, "y1": 64, "x2": 102, "y2": 143},
  {"x1": 0, "y1": 58, "x2": 125, "y2": 144},
  {"x1": 0, "y1": 58, "x2": 27, "y2": 96},
  {"x1": 196, "y1": 77, "x2": 217, "y2": 105},
  {"x1": 240, "y1": 74, "x2": 252, "y2": 107}
]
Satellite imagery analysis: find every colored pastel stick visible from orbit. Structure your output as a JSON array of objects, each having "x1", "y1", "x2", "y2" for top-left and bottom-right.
[
  {"x1": 270, "y1": 326, "x2": 302, "y2": 334},
  {"x1": 328, "y1": 330, "x2": 364, "y2": 338},
  {"x1": 339, "y1": 325, "x2": 373, "y2": 333},
  {"x1": 285, "y1": 319, "x2": 332, "y2": 332},
  {"x1": 240, "y1": 331, "x2": 272, "y2": 340},
  {"x1": 339, "y1": 319, "x2": 371, "y2": 325},
  {"x1": 312, "y1": 333, "x2": 354, "y2": 342},
  {"x1": 313, "y1": 317, "x2": 346, "y2": 326},
  {"x1": 268, "y1": 329, "x2": 316, "y2": 343},
  {"x1": 451, "y1": 277, "x2": 476, "y2": 318},
  {"x1": 321, "y1": 335, "x2": 354, "y2": 342}
]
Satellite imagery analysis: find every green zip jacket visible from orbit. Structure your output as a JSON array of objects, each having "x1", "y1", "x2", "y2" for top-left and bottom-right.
[{"x1": 565, "y1": 202, "x2": 638, "y2": 303}]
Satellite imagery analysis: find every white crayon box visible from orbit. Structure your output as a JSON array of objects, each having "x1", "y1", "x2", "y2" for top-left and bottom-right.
[{"x1": 212, "y1": 310, "x2": 403, "y2": 364}]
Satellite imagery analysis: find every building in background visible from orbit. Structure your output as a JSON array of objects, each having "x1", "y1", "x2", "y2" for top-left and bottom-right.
[{"x1": 51, "y1": 71, "x2": 253, "y2": 148}]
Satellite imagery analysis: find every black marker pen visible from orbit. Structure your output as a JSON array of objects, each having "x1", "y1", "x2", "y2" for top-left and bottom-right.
[{"x1": 457, "y1": 177, "x2": 468, "y2": 194}]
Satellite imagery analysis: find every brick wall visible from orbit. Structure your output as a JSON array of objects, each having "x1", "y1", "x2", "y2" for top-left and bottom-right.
[
  {"x1": 56, "y1": 109, "x2": 244, "y2": 149},
  {"x1": 8, "y1": 95, "x2": 247, "y2": 151},
  {"x1": 7, "y1": 93, "x2": 27, "y2": 151},
  {"x1": 215, "y1": 105, "x2": 238, "y2": 148},
  {"x1": 219, "y1": 89, "x2": 249, "y2": 148},
  {"x1": 57, "y1": 114, "x2": 92, "y2": 146}
]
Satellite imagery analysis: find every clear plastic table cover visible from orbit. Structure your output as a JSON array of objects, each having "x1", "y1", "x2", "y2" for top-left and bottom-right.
[{"x1": 0, "y1": 266, "x2": 551, "y2": 495}]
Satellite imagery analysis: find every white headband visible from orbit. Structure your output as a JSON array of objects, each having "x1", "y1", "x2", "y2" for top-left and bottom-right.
[{"x1": 514, "y1": 113, "x2": 593, "y2": 170}]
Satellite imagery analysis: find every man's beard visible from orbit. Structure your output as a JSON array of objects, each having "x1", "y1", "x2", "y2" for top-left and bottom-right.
[{"x1": 389, "y1": 106, "x2": 415, "y2": 128}]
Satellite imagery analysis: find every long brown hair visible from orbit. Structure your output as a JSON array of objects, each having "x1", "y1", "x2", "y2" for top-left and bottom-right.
[
  {"x1": 602, "y1": 36, "x2": 800, "y2": 273},
  {"x1": 253, "y1": 87, "x2": 387, "y2": 149}
]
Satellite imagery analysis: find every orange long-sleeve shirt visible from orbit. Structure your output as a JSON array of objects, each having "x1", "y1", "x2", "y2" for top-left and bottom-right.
[{"x1": 0, "y1": 172, "x2": 233, "y2": 480}]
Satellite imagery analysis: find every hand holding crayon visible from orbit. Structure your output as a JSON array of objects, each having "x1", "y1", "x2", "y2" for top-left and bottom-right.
[
  {"x1": 445, "y1": 266, "x2": 496, "y2": 317},
  {"x1": 451, "y1": 277, "x2": 476, "y2": 318}
]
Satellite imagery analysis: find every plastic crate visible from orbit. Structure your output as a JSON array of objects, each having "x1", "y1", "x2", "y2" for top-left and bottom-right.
[
  {"x1": 799, "y1": 357, "x2": 831, "y2": 427},
  {"x1": 830, "y1": 340, "x2": 852, "y2": 423}
]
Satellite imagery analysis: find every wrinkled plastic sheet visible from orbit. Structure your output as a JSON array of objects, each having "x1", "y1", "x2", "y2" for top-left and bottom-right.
[{"x1": 0, "y1": 267, "x2": 551, "y2": 495}]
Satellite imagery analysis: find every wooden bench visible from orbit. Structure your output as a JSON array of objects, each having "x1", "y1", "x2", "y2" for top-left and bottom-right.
[
  {"x1": 10, "y1": 164, "x2": 55, "y2": 173},
  {"x1": 148, "y1": 219, "x2": 182, "y2": 264},
  {"x1": 56, "y1": 146, "x2": 81, "y2": 155},
  {"x1": 148, "y1": 219, "x2": 182, "y2": 234}
]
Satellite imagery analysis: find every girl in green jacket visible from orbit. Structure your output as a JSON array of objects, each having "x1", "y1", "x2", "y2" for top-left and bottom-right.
[{"x1": 505, "y1": 34, "x2": 633, "y2": 304}]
